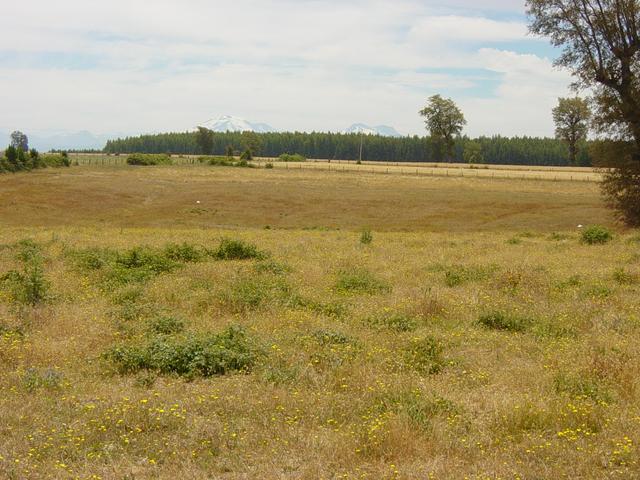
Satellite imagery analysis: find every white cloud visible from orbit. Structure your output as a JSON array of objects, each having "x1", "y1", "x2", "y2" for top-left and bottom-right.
[{"x1": 0, "y1": 0, "x2": 570, "y2": 139}]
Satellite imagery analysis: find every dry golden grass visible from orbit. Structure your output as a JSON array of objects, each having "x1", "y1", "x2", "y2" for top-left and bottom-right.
[
  {"x1": 0, "y1": 165, "x2": 638, "y2": 479},
  {"x1": 0, "y1": 163, "x2": 611, "y2": 232}
]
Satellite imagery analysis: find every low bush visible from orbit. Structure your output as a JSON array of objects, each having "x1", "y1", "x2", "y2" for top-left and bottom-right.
[
  {"x1": 478, "y1": 311, "x2": 532, "y2": 332},
  {"x1": 403, "y1": 336, "x2": 447, "y2": 375},
  {"x1": 126, "y1": 154, "x2": 172, "y2": 166},
  {"x1": 278, "y1": 153, "x2": 306, "y2": 162},
  {"x1": 334, "y1": 267, "x2": 391, "y2": 295},
  {"x1": 265, "y1": 162, "x2": 274, "y2": 169},
  {"x1": 163, "y1": 243, "x2": 206, "y2": 263},
  {"x1": 213, "y1": 238, "x2": 266, "y2": 261},
  {"x1": 41, "y1": 153, "x2": 71, "y2": 168},
  {"x1": 105, "y1": 325, "x2": 260, "y2": 377},
  {"x1": 581, "y1": 225, "x2": 613, "y2": 245},
  {"x1": 148, "y1": 315, "x2": 185, "y2": 335}
]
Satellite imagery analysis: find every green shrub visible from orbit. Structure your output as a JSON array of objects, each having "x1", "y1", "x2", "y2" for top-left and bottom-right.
[
  {"x1": 213, "y1": 238, "x2": 266, "y2": 260},
  {"x1": 41, "y1": 154, "x2": 70, "y2": 168},
  {"x1": 403, "y1": 336, "x2": 446, "y2": 375},
  {"x1": 105, "y1": 326, "x2": 259, "y2": 377},
  {"x1": 334, "y1": 267, "x2": 390, "y2": 295},
  {"x1": 265, "y1": 162, "x2": 274, "y2": 169},
  {"x1": 478, "y1": 312, "x2": 532, "y2": 332},
  {"x1": 581, "y1": 225, "x2": 613, "y2": 245},
  {"x1": 126, "y1": 154, "x2": 172, "y2": 166},
  {"x1": 163, "y1": 243, "x2": 206, "y2": 263},
  {"x1": 13, "y1": 239, "x2": 43, "y2": 263},
  {"x1": 240, "y1": 149, "x2": 253, "y2": 161},
  {"x1": 278, "y1": 153, "x2": 306, "y2": 162},
  {"x1": 2, "y1": 264, "x2": 50, "y2": 306},
  {"x1": 148, "y1": 315, "x2": 185, "y2": 335},
  {"x1": 360, "y1": 229, "x2": 373, "y2": 245},
  {"x1": 201, "y1": 156, "x2": 234, "y2": 166},
  {"x1": 70, "y1": 247, "x2": 118, "y2": 271}
]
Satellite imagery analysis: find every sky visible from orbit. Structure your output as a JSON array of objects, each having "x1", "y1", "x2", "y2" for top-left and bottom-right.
[{"x1": 0, "y1": 0, "x2": 574, "y2": 141}]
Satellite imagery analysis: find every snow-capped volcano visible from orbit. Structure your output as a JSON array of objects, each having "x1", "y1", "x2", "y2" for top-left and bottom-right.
[
  {"x1": 343, "y1": 123, "x2": 402, "y2": 137},
  {"x1": 198, "y1": 115, "x2": 276, "y2": 133}
]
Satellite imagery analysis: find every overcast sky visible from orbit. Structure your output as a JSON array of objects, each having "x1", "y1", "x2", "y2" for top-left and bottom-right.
[{"x1": 0, "y1": 0, "x2": 573, "y2": 138}]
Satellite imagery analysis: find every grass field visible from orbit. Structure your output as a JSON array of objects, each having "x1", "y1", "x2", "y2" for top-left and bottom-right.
[{"x1": 1, "y1": 164, "x2": 639, "y2": 479}]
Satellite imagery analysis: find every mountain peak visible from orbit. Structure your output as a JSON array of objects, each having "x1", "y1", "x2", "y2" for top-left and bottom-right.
[
  {"x1": 343, "y1": 123, "x2": 402, "y2": 137},
  {"x1": 198, "y1": 116, "x2": 276, "y2": 133}
]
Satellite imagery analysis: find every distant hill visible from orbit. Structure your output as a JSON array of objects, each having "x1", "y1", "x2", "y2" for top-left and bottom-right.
[
  {"x1": 1, "y1": 130, "x2": 110, "y2": 151},
  {"x1": 198, "y1": 115, "x2": 276, "y2": 133},
  {"x1": 343, "y1": 123, "x2": 402, "y2": 137}
]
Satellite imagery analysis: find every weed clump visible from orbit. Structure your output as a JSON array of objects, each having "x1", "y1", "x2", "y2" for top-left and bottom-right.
[
  {"x1": 213, "y1": 238, "x2": 266, "y2": 261},
  {"x1": 581, "y1": 225, "x2": 613, "y2": 245},
  {"x1": 366, "y1": 312, "x2": 419, "y2": 333},
  {"x1": 403, "y1": 336, "x2": 446, "y2": 375},
  {"x1": 554, "y1": 372, "x2": 612, "y2": 403},
  {"x1": 1, "y1": 241, "x2": 50, "y2": 306},
  {"x1": 221, "y1": 275, "x2": 292, "y2": 312},
  {"x1": 105, "y1": 325, "x2": 260, "y2": 377},
  {"x1": 22, "y1": 368, "x2": 65, "y2": 392},
  {"x1": 312, "y1": 329, "x2": 354, "y2": 346},
  {"x1": 163, "y1": 243, "x2": 206, "y2": 263},
  {"x1": 334, "y1": 267, "x2": 390, "y2": 295},
  {"x1": 148, "y1": 315, "x2": 185, "y2": 335},
  {"x1": 478, "y1": 311, "x2": 532, "y2": 332},
  {"x1": 613, "y1": 268, "x2": 638, "y2": 285},
  {"x1": 360, "y1": 229, "x2": 373, "y2": 245},
  {"x1": 440, "y1": 264, "x2": 494, "y2": 287}
]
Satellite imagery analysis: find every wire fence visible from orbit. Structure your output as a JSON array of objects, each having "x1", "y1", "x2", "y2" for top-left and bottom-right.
[{"x1": 69, "y1": 154, "x2": 602, "y2": 183}]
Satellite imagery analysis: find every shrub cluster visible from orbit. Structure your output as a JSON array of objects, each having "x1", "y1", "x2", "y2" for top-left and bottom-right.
[
  {"x1": 581, "y1": 225, "x2": 613, "y2": 245},
  {"x1": 278, "y1": 153, "x2": 306, "y2": 162},
  {"x1": 1, "y1": 240, "x2": 50, "y2": 305},
  {"x1": 126, "y1": 154, "x2": 172, "y2": 166},
  {"x1": 105, "y1": 326, "x2": 260, "y2": 377},
  {"x1": 199, "y1": 156, "x2": 253, "y2": 168},
  {"x1": 1, "y1": 148, "x2": 70, "y2": 173}
]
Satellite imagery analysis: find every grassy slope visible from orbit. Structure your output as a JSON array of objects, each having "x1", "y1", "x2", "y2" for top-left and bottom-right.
[{"x1": 0, "y1": 165, "x2": 639, "y2": 479}]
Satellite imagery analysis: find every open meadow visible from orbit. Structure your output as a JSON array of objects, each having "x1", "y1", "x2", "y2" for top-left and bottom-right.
[{"x1": 1, "y1": 163, "x2": 639, "y2": 479}]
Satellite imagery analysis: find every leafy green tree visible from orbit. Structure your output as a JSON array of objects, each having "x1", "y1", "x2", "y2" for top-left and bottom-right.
[
  {"x1": 10, "y1": 131, "x2": 28, "y2": 151},
  {"x1": 195, "y1": 127, "x2": 214, "y2": 155},
  {"x1": 5, "y1": 146, "x2": 18, "y2": 170},
  {"x1": 528, "y1": 0, "x2": 640, "y2": 225},
  {"x1": 463, "y1": 140, "x2": 484, "y2": 164},
  {"x1": 225, "y1": 145, "x2": 235, "y2": 158},
  {"x1": 419, "y1": 95, "x2": 466, "y2": 161},
  {"x1": 241, "y1": 131, "x2": 262, "y2": 157},
  {"x1": 552, "y1": 97, "x2": 590, "y2": 165}
]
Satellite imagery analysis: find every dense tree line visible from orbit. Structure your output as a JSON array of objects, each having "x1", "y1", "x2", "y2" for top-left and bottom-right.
[{"x1": 104, "y1": 131, "x2": 592, "y2": 166}]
